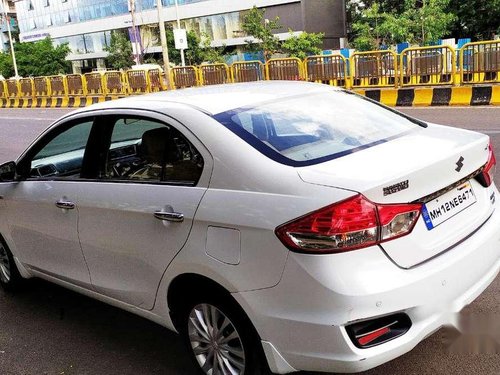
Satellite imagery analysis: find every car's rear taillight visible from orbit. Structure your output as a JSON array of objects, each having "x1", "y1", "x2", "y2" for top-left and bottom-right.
[
  {"x1": 477, "y1": 144, "x2": 496, "y2": 187},
  {"x1": 275, "y1": 194, "x2": 421, "y2": 254}
]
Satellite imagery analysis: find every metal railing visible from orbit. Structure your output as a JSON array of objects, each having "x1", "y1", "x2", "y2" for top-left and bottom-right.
[
  {"x1": 199, "y1": 63, "x2": 230, "y2": 86},
  {"x1": 1, "y1": 40, "x2": 499, "y2": 103},
  {"x1": 460, "y1": 40, "x2": 500, "y2": 84},
  {"x1": 232, "y1": 61, "x2": 264, "y2": 83},
  {"x1": 305, "y1": 55, "x2": 348, "y2": 87},
  {"x1": 171, "y1": 66, "x2": 198, "y2": 89},
  {"x1": 401, "y1": 45, "x2": 456, "y2": 86},
  {"x1": 351, "y1": 51, "x2": 398, "y2": 88},
  {"x1": 266, "y1": 58, "x2": 303, "y2": 81}
]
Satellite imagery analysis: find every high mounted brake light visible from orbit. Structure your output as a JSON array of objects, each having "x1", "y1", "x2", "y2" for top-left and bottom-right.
[{"x1": 275, "y1": 194, "x2": 422, "y2": 254}]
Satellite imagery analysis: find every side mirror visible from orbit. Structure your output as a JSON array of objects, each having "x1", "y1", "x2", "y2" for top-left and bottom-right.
[{"x1": 0, "y1": 161, "x2": 16, "y2": 182}]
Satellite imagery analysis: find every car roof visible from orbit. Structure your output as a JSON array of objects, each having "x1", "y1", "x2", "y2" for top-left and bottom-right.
[{"x1": 74, "y1": 81, "x2": 341, "y2": 116}]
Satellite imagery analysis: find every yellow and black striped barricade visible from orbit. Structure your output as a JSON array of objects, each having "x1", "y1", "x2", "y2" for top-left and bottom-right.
[
  {"x1": 84, "y1": 72, "x2": 106, "y2": 96},
  {"x1": 66, "y1": 74, "x2": 88, "y2": 107},
  {"x1": 460, "y1": 40, "x2": 500, "y2": 84},
  {"x1": 199, "y1": 64, "x2": 231, "y2": 86},
  {"x1": 401, "y1": 45, "x2": 456, "y2": 86},
  {"x1": 171, "y1": 66, "x2": 198, "y2": 89},
  {"x1": 126, "y1": 69, "x2": 149, "y2": 94},
  {"x1": 66, "y1": 74, "x2": 86, "y2": 96},
  {"x1": 305, "y1": 55, "x2": 348, "y2": 88},
  {"x1": 266, "y1": 58, "x2": 304, "y2": 81},
  {"x1": 19, "y1": 78, "x2": 34, "y2": 99},
  {"x1": 148, "y1": 69, "x2": 166, "y2": 92},
  {"x1": 350, "y1": 51, "x2": 398, "y2": 88},
  {"x1": 104, "y1": 71, "x2": 127, "y2": 96},
  {"x1": 34, "y1": 77, "x2": 51, "y2": 97},
  {"x1": 231, "y1": 61, "x2": 264, "y2": 83},
  {"x1": 6, "y1": 79, "x2": 19, "y2": 98},
  {"x1": 0, "y1": 80, "x2": 6, "y2": 99},
  {"x1": 49, "y1": 75, "x2": 67, "y2": 97}
]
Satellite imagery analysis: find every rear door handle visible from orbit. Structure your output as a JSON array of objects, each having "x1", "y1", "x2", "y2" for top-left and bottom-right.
[
  {"x1": 154, "y1": 211, "x2": 184, "y2": 222},
  {"x1": 56, "y1": 200, "x2": 76, "y2": 210}
]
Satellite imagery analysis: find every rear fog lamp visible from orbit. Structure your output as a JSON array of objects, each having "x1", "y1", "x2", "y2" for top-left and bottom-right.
[{"x1": 346, "y1": 313, "x2": 412, "y2": 349}]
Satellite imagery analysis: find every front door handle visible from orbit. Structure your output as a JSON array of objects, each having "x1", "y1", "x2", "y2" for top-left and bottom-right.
[
  {"x1": 56, "y1": 200, "x2": 76, "y2": 210},
  {"x1": 154, "y1": 211, "x2": 184, "y2": 222}
]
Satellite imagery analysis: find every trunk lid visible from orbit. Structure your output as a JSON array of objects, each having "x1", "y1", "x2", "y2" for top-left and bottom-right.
[{"x1": 297, "y1": 124, "x2": 494, "y2": 268}]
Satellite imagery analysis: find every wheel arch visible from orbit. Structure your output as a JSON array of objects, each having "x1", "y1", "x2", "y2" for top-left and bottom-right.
[{"x1": 167, "y1": 273, "x2": 247, "y2": 330}]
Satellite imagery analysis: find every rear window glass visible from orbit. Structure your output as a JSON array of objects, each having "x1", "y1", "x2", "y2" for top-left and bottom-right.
[{"x1": 214, "y1": 90, "x2": 425, "y2": 166}]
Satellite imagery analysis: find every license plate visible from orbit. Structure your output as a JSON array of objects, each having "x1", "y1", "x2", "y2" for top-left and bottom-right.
[{"x1": 421, "y1": 181, "x2": 477, "y2": 230}]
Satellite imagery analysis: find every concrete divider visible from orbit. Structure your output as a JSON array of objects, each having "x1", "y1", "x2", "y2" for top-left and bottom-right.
[{"x1": 357, "y1": 86, "x2": 498, "y2": 106}]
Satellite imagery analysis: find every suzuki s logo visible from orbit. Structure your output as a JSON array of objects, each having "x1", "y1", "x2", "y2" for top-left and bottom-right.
[{"x1": 455, "y1": 156, "x2": 465, "y2": 172}]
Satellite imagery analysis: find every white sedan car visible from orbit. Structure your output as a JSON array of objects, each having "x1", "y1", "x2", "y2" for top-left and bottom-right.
[{"x1": 0, "y1": 82, "x2": 499, "y2": 374}]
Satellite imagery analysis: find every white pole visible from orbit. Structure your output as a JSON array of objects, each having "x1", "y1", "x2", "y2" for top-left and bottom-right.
[
  {"x1": 175, "y1": 0, "x2": 185, "y2": 67},
  {"x1": 130, "y1": 0, "x2": 142, "y2": 64},
  {"x1": 2, "y1": 0, "x2": 18, "y2": 78},
  {"x1": 156, "y1": 0, "x2": 171, "y2": 89}
]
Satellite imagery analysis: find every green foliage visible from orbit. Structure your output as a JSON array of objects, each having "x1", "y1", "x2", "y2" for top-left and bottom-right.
[
  {"x1": 0, "y1": 52, "x2": 14, "y2": 78},
  {"x1": 104, "y1": 31, "x2": 135, "y2": 70},
  {"x1": 405, "y1": 0, "x2": 456, "y2": 45},
  {"x1": 242, "y1": 6, "x2": 324, "y2": 60},
  {"x1": 281, "y1": 31, "x2": 325, "y2": 59},
  {"x1": 0, "y1": 38, "x2": 71, "y2": 77},
  {"x1": 241, "y1": 6, "x2": 282, "y2": 60},
  {"x1": 348, "y1": 0, "x2": 456, "y2": 50},
  {"x1": 141, "y1": 25, "x2": 228, "y2": 66},
  {"x1": 446, "y1": 0, "x2": 500, "y2": 40},
  {"x1": 198, "y1": 33, "x2": 228, "y2": 63}
]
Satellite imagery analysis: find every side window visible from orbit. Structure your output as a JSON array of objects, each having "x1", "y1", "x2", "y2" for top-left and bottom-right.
[
  {"x1": 102, "y1": 117, "x2": 204, "y2": 185},
  {"x1": 29, "y1": 120, "x2": 93, "y2": 179}
]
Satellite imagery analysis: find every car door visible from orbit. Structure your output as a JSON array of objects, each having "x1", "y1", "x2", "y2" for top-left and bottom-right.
[
  {"x1": 76, "y1": 113, "x2": 210, "y2": 309},
  {"x1": 0, "y1": 118, "x2": 95, "y2": 287}
]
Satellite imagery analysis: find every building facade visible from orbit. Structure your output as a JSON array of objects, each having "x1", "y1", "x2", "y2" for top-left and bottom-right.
[
  {"x1": 0, "y1": 0, "x2": 17, "y2": 53},
  {"x1": 15, "y1": 0, "x2": 347, "y2": 73}
]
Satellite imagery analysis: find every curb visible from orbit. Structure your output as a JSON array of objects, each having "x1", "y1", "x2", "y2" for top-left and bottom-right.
[{"x1": 354, "y1": 86, "x2": 499, "y2": 106}]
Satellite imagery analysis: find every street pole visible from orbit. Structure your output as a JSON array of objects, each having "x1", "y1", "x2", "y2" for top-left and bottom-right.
[
  {"x1": 156, "y1": 0, "x2": 172, "y2": 89},
  {"x1": 2, "y1": 0, "x2": 18, "y2": 78},
  {"x1": 175, "y1": 0, "x2": 185, "y2": 67},
  {"x1": 129, "y1": 0, "x2": 142, "y2": 64}
]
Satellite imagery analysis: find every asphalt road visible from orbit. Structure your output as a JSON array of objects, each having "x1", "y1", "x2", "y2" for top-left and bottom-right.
[{"x1": 0, "y1": 106, "x2": 500, "y2": 375}]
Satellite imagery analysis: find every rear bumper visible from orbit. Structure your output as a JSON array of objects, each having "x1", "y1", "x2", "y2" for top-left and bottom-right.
[{"x1": 235, "y1": 202, "x2": 500, "y2": 373}]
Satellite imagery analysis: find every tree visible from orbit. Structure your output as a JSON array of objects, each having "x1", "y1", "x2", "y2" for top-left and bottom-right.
[
  {"x1": 0, "y1": 52, "x2": 14, "y2": 78},
  {"x1": 242, "y1": 6, "x2": 324, "y2": 60},
  {"x1": 348, "y1": 0, "x2": 456, "y2": 50},
  {"x1": 281, "y1": 31, "x2": 325, "y2": 59},
  {"x1": 446, "y1": 0, "x2": 500, "y2": 40},
  {"x1": 104, "y1": 31, "x2": 135, "y2": 70},
  {"x1": 405, "y1": 0, "x2": 456, "y2": 45},
  {"x1": 0, "y1": 38, "x2": 71, "y2": 77},
  {"x1": 241, "y1": 6, "x2": 282, "y2": 60}
]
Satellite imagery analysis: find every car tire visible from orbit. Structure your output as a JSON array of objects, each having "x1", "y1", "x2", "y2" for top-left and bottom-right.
[
  {"x1": 181, "y1": 296, "x2": 270, "y2": 375},
  {"x1": 0, "y1": 237, "x2": 23, "y2": 292}
]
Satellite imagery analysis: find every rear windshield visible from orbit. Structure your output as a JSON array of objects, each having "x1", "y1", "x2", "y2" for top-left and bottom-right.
[{"x1": 213, "y1": 90, "x2": 425, "y2": 166}]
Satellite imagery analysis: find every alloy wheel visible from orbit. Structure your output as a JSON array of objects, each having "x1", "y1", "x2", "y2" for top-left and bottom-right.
[
  {"x1": 0, "y1": 243, "x2": 11, "y2": 284},
  {"x1": 188, "y1": 303, "x2": 246, "y2": 375}
]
